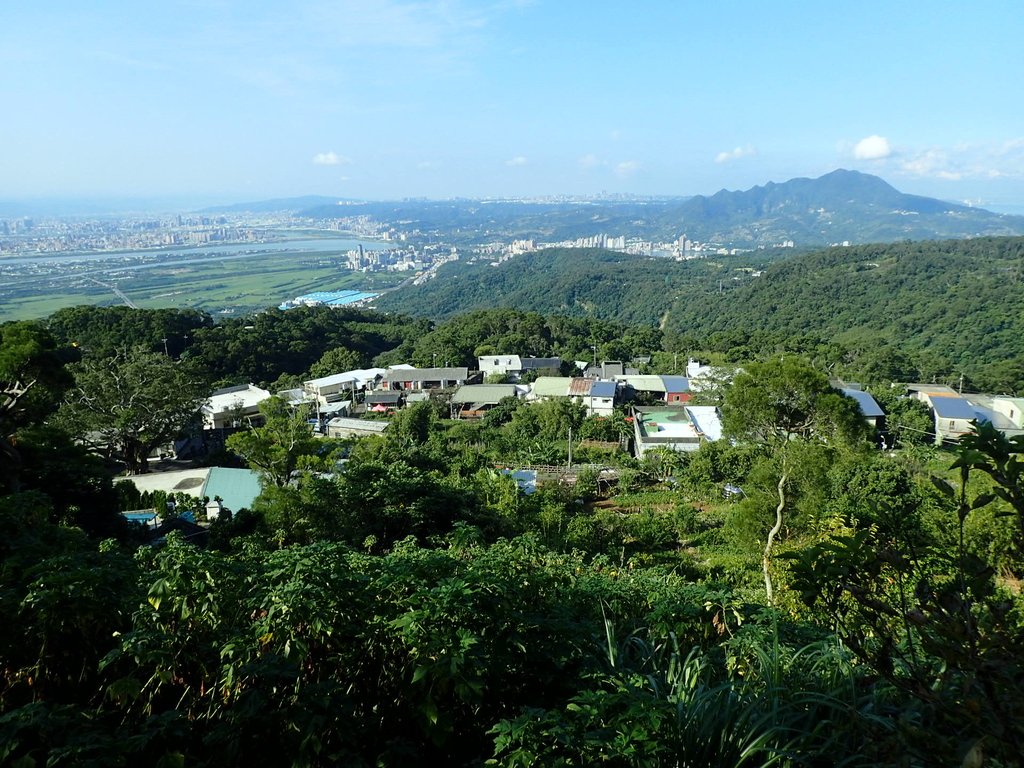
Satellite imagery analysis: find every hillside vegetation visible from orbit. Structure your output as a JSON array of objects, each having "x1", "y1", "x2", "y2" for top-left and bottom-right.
[
  {"x1": 376, "y1": 237, "x2": 1024, "y2": 392},
  {"x1": 4, "y1": 307, "x2": 1024, "y2": 766},
  {"x1": 666, "y1": 236, "x2": 1024, "y2": 389},
  {"x1": 373, "y1": 247, "x2": 778, "y2": 326}
]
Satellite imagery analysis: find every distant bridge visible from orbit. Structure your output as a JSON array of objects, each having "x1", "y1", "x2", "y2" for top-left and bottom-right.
[{"x1": 89, "y1": 278, "x2": 137, "y2": 309}]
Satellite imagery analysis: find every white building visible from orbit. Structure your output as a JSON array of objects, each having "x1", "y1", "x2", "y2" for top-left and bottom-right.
[
  {"x1": 202, "y1": 384, "x2": 272, "y2": 429},
  {"x1": 304, "y1": 368, "x2": 385, "y2": 404},
  {"x1": 632, "y1": 406, "x2": 723, "y2": 458}
]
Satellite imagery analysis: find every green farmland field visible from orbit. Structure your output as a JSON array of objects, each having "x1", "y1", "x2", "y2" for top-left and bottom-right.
[{"x1": 0, "y1": 249, "x2": 403, "y2": 322}]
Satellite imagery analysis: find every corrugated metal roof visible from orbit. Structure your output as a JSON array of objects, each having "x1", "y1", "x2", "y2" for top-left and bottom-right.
[
  {"x1": 615, "y1": 375, "x2": 667, "y2": 393},
  {"x1": 202, "y1": 468, "x2": 261, "y2": 513},
  {"x1": 520, "y1": 357, "x2": 561, "y2": 370},
  {"x1": 305, "y1": 368, "x2": 384, "y2": 388},
  {"x1": 842, "y1": 388, "x2": 885, "y2": 418},
  {"x1": 530, "y1": 377, "x2": 570, "y2": 398},
  {"x1": 568, "y1": 377, "x2": 592, "y2": 396},
  {"x1": 327, "y1": 417, "x2": 389, "y2": 433},
  {"x1": 365, "y1": 392, "x2": 402, "y2": 404},
  {"x1": 319, "y1": 400, "x2": 351, "y2": 414},
  {"x1": 929, "y1": 395, "x2": 977, "y2": 420},
  {"x1": 450, "y1": 384, "x2": 519, "y2": 404}
]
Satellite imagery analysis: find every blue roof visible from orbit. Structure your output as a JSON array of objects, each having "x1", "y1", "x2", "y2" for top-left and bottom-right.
[
  {"x1": 930, "y1": 395, "x2": 977, "y2": 420},
  {"x1": 590, "y1": 381, "x2": 617, "y2": 398},
  {"x1": 969, "y1": 405, "x2": 996, "y2": 426},
  {"x1": 841, "y1": 388, "x2": 885, "y2": 418},
  {"x1": 661, "y1": 376, "x2": 690, "y2": 393},
  {"x1": 281, "y1": 290, "x2": 379, "y2": 309}
]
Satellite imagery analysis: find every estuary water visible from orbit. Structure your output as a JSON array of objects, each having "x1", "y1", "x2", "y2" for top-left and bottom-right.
[{"x1": 0, "y1": 237, "x2": 386, "y2": 266}]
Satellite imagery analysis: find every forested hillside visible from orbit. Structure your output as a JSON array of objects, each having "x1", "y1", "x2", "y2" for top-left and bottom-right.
[
  {"x1": 373, "y1": 237, "x2": 1024, "y2": 392},
  {"x1": 373, "y1": 247, "x2": 777, "y2": 325},
  {"x1": 666, "y1": 236, "x2": 1024, "y2": 390}
]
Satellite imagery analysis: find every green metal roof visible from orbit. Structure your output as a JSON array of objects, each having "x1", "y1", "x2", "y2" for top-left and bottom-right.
[
  {"x1": 530, "y1": 377, "x2": 571, "y2": 398},
  {"x1": 202, "y1": 467, "x2": 262, "y2": 513}
]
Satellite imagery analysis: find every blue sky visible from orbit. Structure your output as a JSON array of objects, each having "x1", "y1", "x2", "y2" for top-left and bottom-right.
[{"x1": 2, "y1": 1, "x2": 1023, "y2": 210}]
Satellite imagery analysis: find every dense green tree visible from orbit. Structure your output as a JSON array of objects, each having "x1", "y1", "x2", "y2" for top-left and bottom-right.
[
  {"x1": 723, "y1": 356, "x2": 870, "y2": 603},
  {"x1": 46, "y1": 305, "x2": 212, "y2": 359},
  {"x1": 226, "y1": 397, "x2": 323, "y2": 487},
  {"x1": 785, "y1": 423, "x2": 1024, "y2": 765},
  {"x1": 669, "y1": 237, "x2": 1024, "y2": 394},
  {"x1": 1, "y1": 321, "x2": 74, "y2": 490},
  {"x1": 871, "y1": 386, "x2": 935, "y2": 446},
  {"x1": 58, "y1": 346, "x2": 207, "y2": 475},
  {"x1": 188, "y1": 305, "x2": 418, "y2": 384},
  {"x1": 252, "y1": 475, "x2": 345, "y2": 545},
  {"x1": 307, "y1": 346, "x2": 367, "y2": 379}
]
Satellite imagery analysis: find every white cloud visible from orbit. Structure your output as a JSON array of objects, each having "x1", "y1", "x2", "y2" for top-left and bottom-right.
[
  {"x1": 578, "y1": 153, "x2": 603, "y2": 169},
  {"x1": 899, "y1": 148, "x2": 950, "y2": 177},
  {"x1": 416, "y1": 160, "x2": 440, "y2": 170},
  {"x1": 853, "y1": 135, "x2": 892, "y2": 160},
  {"x1": 313, "y1": 151, "x2": 351, "y2": 166},
  {"x1": 505, "y1": 155, "x2": 527, "y2": 167},
  {"x1": 614, "y1": 160, "x2": 639, "y2": 177},
  {"x1": 715, "y1": 145, "x2": 757, "y2": 164}
]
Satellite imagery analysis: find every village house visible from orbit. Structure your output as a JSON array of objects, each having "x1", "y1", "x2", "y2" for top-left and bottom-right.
[
  {"x1": 526, "y1": 376, "x2": 571, "y2": 401},
  {"x1": 583, "y1": 380, "x2": 617, "y2": 417},
  {"x1": 527, "y1": 376, "x2": 618, "y2": 416},
  {"x1": 962, "y1": 394, "x2": 1024, "y2": 439},
  {"x1": 841, "y1": 388, "x2": 886, "y2": 431},
  {"x1": 364, "y1": 391, "x2": 403, "y2": 413},
  {"x1": 449, "y1": 383, "x2": 521, "y2": 418},
  {"x1": 382, "y1": 366, "x2": 471, "y2": 391},
  {"x1": 477, "y1": 355, "x2": 561, "y2": 379},
  {"x1": 304, "y1": 368, "x2": 384, "y2": 405},
  {"x1": 631, "y1": 405, "x2": 723, "y2": 458},
  {"x1": 201, "y1": 384, "x2": 272, "y2": 429},
  {"x1": 905, "y1": 385, "x2": 977, "y2": 445}
]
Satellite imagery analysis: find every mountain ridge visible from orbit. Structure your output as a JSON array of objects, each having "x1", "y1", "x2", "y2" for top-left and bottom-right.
[{"x1": 193, "y1": 170, "x2": 1024, "y2": 246}]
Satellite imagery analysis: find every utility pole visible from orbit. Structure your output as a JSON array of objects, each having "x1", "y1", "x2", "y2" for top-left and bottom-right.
[
  {"x1": 958, "y1": 372, "x2": 964, "y2": 394},
  {"x1": 567, "y1": 425, "x2": 573, "y2": 469},
  {"x1": 161, "y1": 337, "x2": 169, "y2": 356}
]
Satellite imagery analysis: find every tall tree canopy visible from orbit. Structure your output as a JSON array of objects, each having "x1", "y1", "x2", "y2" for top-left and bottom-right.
[
  {"x1": 1, "y1": 321, "x2": 74, "y2": 490},
  {"x1": 722, "y1": 355, "x2": 870, "y2": 603},
  {"x1": 722, "y1": 356, "x2": 868, "y2": 445},
  {"x1": 226, "y1": 397, "x2": 323, "y2": 488},
  {"x1": 58, "y1": 347, "x2": 208, "y2": 475}
]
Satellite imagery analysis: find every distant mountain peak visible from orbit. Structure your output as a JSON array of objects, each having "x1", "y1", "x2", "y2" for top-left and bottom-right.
[{"x1": 665, "y1": 169, "x2": 1020, "y2": 245}]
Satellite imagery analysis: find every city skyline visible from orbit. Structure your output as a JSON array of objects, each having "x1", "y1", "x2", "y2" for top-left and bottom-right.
[{"x1": 2, "y1": 1, "x2": 1023, "y2": 212}]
